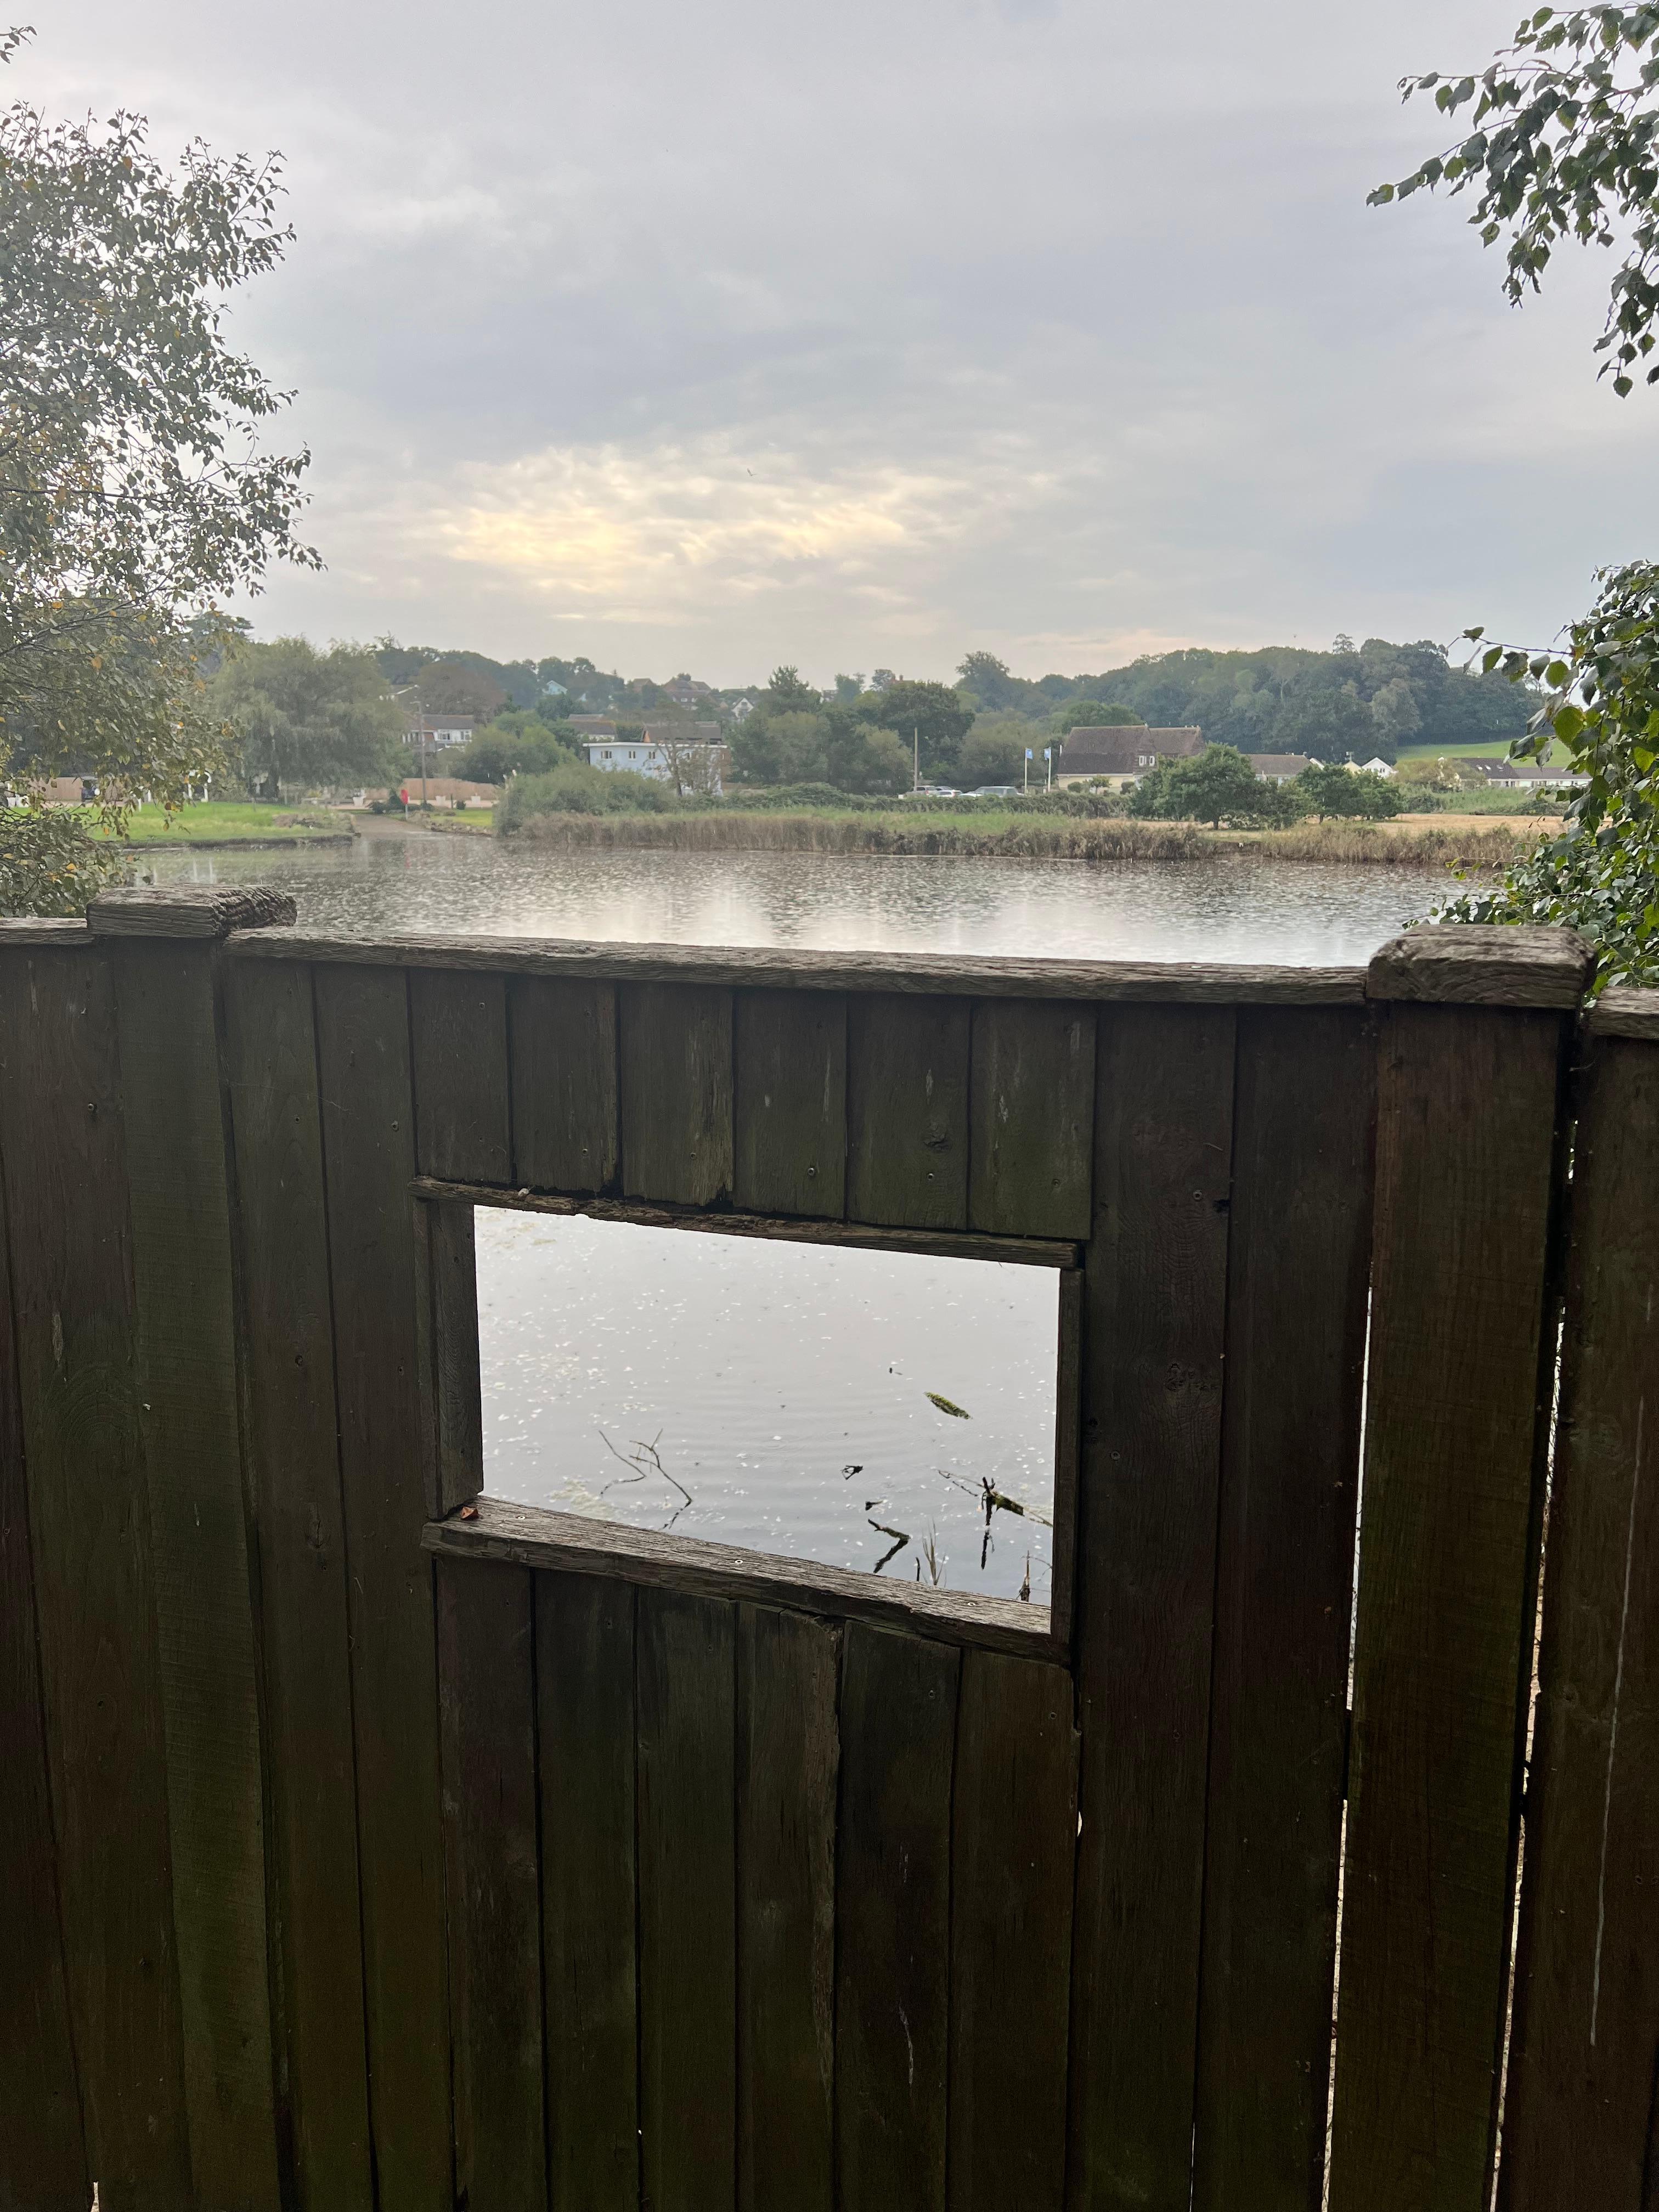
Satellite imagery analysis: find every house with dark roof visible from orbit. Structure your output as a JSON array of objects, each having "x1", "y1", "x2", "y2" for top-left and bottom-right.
[
  {"x1": 1248, "y1": 754, "x2": 1313, "y2": 784},
  {"x1": 1056, "y1": 725, "x2": 1204, "y2": 788}
]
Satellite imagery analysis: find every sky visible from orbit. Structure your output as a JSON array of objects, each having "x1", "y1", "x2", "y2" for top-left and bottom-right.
[{"x1": 24, "y1": 1, "x2": 1659, "y2": 685}]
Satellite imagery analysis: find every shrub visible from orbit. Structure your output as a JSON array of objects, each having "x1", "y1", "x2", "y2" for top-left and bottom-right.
[{"x1": 499, "y1": 760, "x2": 677, "y2": 829}]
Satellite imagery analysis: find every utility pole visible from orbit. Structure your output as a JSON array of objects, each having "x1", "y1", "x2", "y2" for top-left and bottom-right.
[
  {"x1": 913, "y1": 726, "x2": 919, "y2": 792},
  {"x1": 1045, "y1": 745, "x2": 1052, "y2": 792}
]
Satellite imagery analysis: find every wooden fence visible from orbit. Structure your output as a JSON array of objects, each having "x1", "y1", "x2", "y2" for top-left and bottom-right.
[{"x1": 0, "y1": 888, "x2": 1654, "y2": 2212}]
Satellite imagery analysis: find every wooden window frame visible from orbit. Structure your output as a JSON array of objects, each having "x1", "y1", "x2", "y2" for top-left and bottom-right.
[{"x1": 413, "y1": 1176, "x2": 1083, "y2": 1661}]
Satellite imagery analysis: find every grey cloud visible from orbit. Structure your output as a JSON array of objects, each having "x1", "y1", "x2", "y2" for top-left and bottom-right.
[{"x1": 26, "y1": 0, "x2": 1659, "y2": 678}]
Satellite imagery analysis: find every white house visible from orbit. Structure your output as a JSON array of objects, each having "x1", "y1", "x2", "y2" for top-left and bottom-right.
[
  {"x1": 403, "y1": 714, "x2": 475, "y2": 751},
  {"x1": 583, "y1": 723, "x2": 728, "y2": 794},
  {"x1": 1352, "y1": 756, "x2": 1397, "y2": 778}
]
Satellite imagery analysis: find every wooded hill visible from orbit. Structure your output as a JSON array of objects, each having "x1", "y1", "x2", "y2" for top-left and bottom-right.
[{"x1": 374, "y1": 634, "x2": 1532, "y2": 768}]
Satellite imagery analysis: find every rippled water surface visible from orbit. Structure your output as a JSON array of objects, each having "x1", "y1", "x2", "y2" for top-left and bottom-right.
[
  {"x1": 156, "y1": 831, "x2": 1437, "y2": 1599},
  {"x1": 149, "y1": 831, "x2": 1442, "y2": 964}
]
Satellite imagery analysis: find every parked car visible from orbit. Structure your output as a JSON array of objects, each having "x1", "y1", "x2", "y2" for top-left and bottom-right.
[{"x1": 970, "y1": 784, "x2": 1022, "y2": 798}]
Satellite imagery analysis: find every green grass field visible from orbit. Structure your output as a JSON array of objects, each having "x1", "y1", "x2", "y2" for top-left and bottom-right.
[
  {"x1": 94, "y1": 803, "x2": 356, "y2": 845},
  {"x1": 1395, "y1": 737, "x2": 1575, "y2": 766}
]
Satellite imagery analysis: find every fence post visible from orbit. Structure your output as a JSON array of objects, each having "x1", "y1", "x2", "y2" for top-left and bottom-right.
[
  {"x1": 1328, "y1": 926, "x2": 1590, "y2": 2212},
  {"x1": 87, "y1": 883, "x2": 296, "y2": 2212},
  {"x1": 1499, "y1": 986, "x2": 1659, "y2": 2208}
]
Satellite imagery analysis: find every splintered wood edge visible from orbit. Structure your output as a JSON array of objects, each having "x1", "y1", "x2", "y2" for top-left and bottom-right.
[
  {"x1": 226, "y1": 928, "x2": 1367, "y2": 1003},
  {"x1": 412, "y1": 1177, "x2": 1082, "y2": 1269},
  {"x1": 1586, "y1": 985, "x2": 1659, "y2": 1040},
  {"x1": 88, "y1": 887, "x2": 298, "y2": 939},
  {"x1": 422, "y1": 1498, "x2": 1060, "y2": 1660},
  {"x1": 1366, "y1": 925, "x2": 1594, "y2": 1009}
]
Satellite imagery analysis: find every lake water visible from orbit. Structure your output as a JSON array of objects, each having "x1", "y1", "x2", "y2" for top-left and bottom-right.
[
  {"x1": 153, "y1": 831, "x2": 1438, "y2": 1604},
  {"x1": 145, "y1": 830, "x2": 1444, "y2": 964}
]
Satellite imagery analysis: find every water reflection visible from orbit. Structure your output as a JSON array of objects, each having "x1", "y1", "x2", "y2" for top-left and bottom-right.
[{"x1": 149, "y1": 832, "x2": 1441, "y2": 963}]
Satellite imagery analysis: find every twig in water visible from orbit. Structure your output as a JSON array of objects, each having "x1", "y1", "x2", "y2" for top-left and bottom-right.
[
  {"x1": 927, "y1": 1392, "x2": 971, "y2": 1420},
  {"x1": 1019, "y1": 1554, "x2": 1031, "y2": 1604},
  {"x1": 868, "y1": 1518, "x2": 910, "y2": 1575},
  {"x1": 922, "y1": 1524, "x2": 945, "y2": 1588},
  {"x1": 596, "y1": 1426, "x2": 693, "y2": 1509}
]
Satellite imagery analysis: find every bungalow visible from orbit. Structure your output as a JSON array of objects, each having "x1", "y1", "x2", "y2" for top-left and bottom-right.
[
  {"x1": 1353, "y1": 757, "x2": 1397, "y2": 779},
  {"x1": 1056, "y1": 725, "x2": 1204, "y2": 789},
  {"x1": 1249, "y1": 754, "x2": 1313, "y2": 785},
  {"x1": 1486, "y1": 762, "x2": 1591, "y2": 797}
]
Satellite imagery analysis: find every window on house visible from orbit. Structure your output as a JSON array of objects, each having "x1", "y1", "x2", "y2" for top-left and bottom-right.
[{"x1": 471, "y1": 1207, "x2": 1066, "y2": 1609}]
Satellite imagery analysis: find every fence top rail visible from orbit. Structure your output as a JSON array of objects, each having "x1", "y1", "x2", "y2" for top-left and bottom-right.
[
  {"x1": 1587, "y1": 983, "x2": 1659, "y2": 1039},
  {"x1": 0, "y1": 908, "x2": 1601, "y2": 1010},
  {"x1": 225, "y1": 926, "x2": 1370, "y2": 1003}
]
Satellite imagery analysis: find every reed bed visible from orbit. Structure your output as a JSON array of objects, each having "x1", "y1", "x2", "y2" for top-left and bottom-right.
[
  {"x1": 507, "y1": 807, "x2": 1531, "y2": 868},
  {"x1": 511, "y1": 810, "x2": 1210, "y2": 860}
]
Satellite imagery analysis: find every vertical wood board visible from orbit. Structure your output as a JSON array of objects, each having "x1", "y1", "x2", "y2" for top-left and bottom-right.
[
  {"x1": 1193, "y1": 1005, "x2": 1374, "y2": 2212},
  {"x1": 846, "y1": 994, "x2": 970, "y2": 1231},
  {"x1": 637, "y1": 1587, "x2": 737, "y2": 2212},
  {"x1": 968, "y1": 998, "x2": 1095, "y2": 1239},
  {"x1": 1500, "y1": 1035, "x2": 1659, "y2": 2210},
  {"x1": 110, "y1": 939, "x2": 279, "y2": 2211},
  {"x1": 509, "y1": 975, "x2": 618, "y2": 1194},
  {"x1": 736, "y1": 1605, "x2": 839, "y2": 2212},
  {"x1": 537, "y1": 1572, "x2": 640, "y2": 2212},
  {"x1": 1068, "y1": 1002, "x2": 1235, "y2": 2212},
  {"x1": 836, "y1": 1622, "x2": 960, "y2": 2212},
  {"x1": 0, "y1": 1109, "x2": 88, "y2": 2211},
  {"x1": 411, "y1": 966, "x2": 511, "y2": 1184},
  {"x1": 224, "y1": 957, "x2": 373, "y2": 2211},
  {"x1": 438, "y1": 1557, "x2": 546, "y2": 2212},
  {"x1": 315, "y1": 963, "x2": 453, "y2": 2211},
  {"x1": 1329, "y1": 1003, "x2": 1567, "y2": 2212},
  {"x1": 619, "y1": 982, "x2": 734, "y2": 1206},
  {"x1": 0, "y1": 948, "x2": 193, "y2": 2208},
  {"x1": 948, "y1": 1649, "x2": 1079, "y2": 2212},
  {"x1": 733, "y1": 989, "x2": 847, "y2": 1220}
]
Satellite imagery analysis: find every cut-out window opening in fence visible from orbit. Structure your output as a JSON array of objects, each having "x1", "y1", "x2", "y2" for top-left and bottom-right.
[{"x1": 414, "y1": 1180, "x2": 1081, "y2": 1646}]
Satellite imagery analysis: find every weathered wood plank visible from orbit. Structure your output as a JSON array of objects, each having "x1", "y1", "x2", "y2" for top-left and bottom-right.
[
  {"x1": 414, "y1": 1199, "x2": 482, "y2": 1516},
  {"x1": 228, "y1": 927, "x2": 1371, "y2": 1006},
  {"x1": 1192, "y1": 1006, "x2": 1374, "y2": 2211},
  {"x1": 1068, "y1": 1003, "x2": 1235, "y2": 2211},
  {"x1": 847, "y1": 992, "x2": 970, "y2": 1230},
  {"x1": 637, "y1": 1588, "x2": 737, "y2": 2212},
  {"x1": 1366, "y1": 923, "x2": 1592, "y2": 1009},
  {"x1": 537, "y1": 1572, "x2": 639, "y2": 2212},
  {"x1": 223, "y1": 957, "x2": 373, "y2": 2210},
  {"x1": 968, "y1": 998, "x2": 1095, "y2": 1239},
  {"x1": 619, "y1": 981, "x2": 734, "y2": 1205},
  {"x1": 415, "y1": 1175, "x2": 1078, "y2": 1268},
  {"x1": 736, "y1": 1605, "x2": 839, "y2": 2212},
  {"x1": 509, "y1": 975, "x2": 618, "y2": 1193},
  {"x1": 1328, "y1": 1001, "x2": 1568, "y2": 2212},
  {"x1": 314, "y1": 963, "x2": 453, "y2": 2211},
  {"x1": 109, "y1": 937, "x2": 280, "y2": 2212},
  {"x1": 410, "y1": 965, "x2": 511, "y2": 1183},
  {"x1": 0, "y1": 1106, "x2": 88, "y2": 2211},
  {"x1": 438, "y1": 1557, "x2": 545, "y2": 2212},
  {"x1": 426, "y1": 1496, "x2": 1056, "y2": 1658},
  {"x1": 732, "y1": 989, "x2": 847, "y2": 1220},
  {"x1": 1500, "y1": 1035, "x2": 1659, "y2": 2210},
  {"x1": 836, "y1": 1622, "x2": 959, "y2": 2212},
  {"x1": 948, "y1": 1650, "x2": 1078, "y2": 2212},
  {"x1": 0, "y1": 947, "x2": 193, "y2": 2209},
  {"x1": 1587, "y1": 981, "x2": 1659, "y2": 1040}
]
